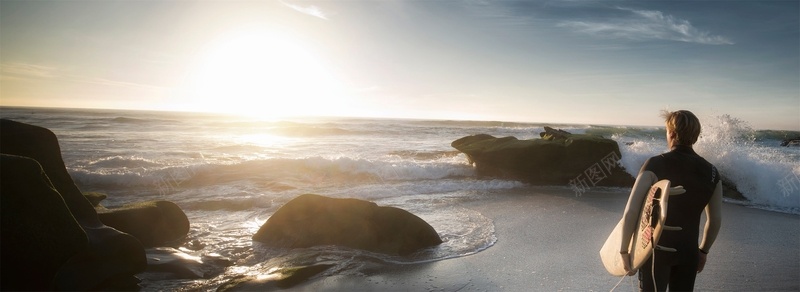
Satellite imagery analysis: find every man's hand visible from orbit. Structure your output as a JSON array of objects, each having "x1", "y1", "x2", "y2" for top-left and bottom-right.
[
  {"x1": 697, "y1": 250, "x2": 707, "y2": 273},
  {"x1": 621, "y1": 252, "x2": 636, "y2": 276}
]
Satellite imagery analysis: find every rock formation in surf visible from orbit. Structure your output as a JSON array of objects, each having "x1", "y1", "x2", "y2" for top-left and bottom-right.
[
  {"x1": 0, "y1": 119, "x2": 190, "y2": 290},
  {"x1": 253, "y1": 194, "x2": 442, "y2": 256},
  {"x1": 98, "y1": 200, "x2": 190, "y2": 247},
  {"x1": 451, "y1": 127, "x2": 635, "y2": 187},
  {"x1": 780, "y1": 137, "x2": 800, "y2": 147},
  {"x1": 0, "y1": 154, "x2": 96, "y2": 290}
]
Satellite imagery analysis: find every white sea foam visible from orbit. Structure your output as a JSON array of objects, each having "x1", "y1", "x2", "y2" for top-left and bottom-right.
[{"x1": 696, "y1": 115, "x2": 800, "y2": 212}]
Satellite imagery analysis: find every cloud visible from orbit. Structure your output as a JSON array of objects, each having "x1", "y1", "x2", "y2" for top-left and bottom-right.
[
  {"x1": 0, "y1": 62, "x2": 163, "y2": 91},
  {"x1": 77, "y1": 77, "x2": 165, "y2": 91},
  {"x1": 558, "y1": 7, "x2": 733, "y2": 45},
  {"x1": 461, "y1": 0, "x2": 537, "y2": 27},
  {"x1": 281, "y1": 1, "x2": 328, "y2": 20},
  {"x1": 1, "y1": 63, "x2": 59, "y2": 79}
]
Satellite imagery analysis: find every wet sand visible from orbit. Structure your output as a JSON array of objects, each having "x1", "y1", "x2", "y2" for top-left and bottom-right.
[{"x1": 297, "y1": 187, "x2": 800, "y2": 291}]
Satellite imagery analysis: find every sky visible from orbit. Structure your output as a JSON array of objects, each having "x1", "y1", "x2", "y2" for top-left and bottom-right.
[{"x1": 1, "y1": 0, "x2": 798, "y2": 130}]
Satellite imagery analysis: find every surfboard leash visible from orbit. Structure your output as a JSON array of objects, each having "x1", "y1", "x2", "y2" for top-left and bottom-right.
[
  {"x1": 652, "y1": 251, "x2": 658, "y2": 292},
  {"x1": 608, "y1": 266, "x2": 655, "y2": 292},
  {"x1": 609, "y1": 273, "x2": 643, "y2": 292},
  {"x1": 609, "y1": 274, "x2": 627, "y2": 292}
]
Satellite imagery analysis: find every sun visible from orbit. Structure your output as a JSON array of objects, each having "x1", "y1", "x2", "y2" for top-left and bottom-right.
[{"x1": 180, "y1": 29, "x2": 346, "y2": 118}]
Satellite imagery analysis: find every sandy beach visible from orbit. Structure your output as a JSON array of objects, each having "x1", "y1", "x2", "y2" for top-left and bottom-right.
[{"x1": 293, "y1": 187, "x2": 800, "y2": 291}]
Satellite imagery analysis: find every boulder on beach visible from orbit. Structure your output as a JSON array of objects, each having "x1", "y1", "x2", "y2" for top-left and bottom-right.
[
  {"x1": 253, "y1": 194, "x2": 442, "y2": 256},
  {"x1": 0, "y1": 119, "x2": 101, "y2": 224},
  {"x1": 780, "y1": 137, "x2": 800, "y2": 147},
  {"x1": 84, "y1": 192, "x2": 108, "y2": 208},
  {"x1": 451, "y1": 128, "x2": 635, "y2": 187},
  {"x1": 0, "y1": 119, "x2": 147, "y2": 290},
  {"x1": 87, "y1": 192, "x2": 191, "y2": 246},
  {"x1": 98, "y1": 200, "x2": 191, "y2": 247},
  {"x1": 0, "y1": 154, "x2": 90, "y2": 291}
]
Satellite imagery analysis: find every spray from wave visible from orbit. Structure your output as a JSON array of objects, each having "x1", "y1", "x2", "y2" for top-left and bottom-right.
[{"x1": 695, "y1": 115, "x2": 800, "y2": 213}]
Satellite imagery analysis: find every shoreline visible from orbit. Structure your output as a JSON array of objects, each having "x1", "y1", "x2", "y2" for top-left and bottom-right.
[{"x1": 288, "y1": 187, "x2": 799, "y2": 291}]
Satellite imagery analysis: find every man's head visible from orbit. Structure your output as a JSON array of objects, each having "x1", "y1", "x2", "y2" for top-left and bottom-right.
[{"x1": 661, "y1": 110, "x2": 701, "y2": 147}]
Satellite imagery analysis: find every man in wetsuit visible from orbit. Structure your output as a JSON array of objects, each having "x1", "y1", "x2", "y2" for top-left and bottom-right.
[{"x1": 619, "y1": 110, "x2": 723, "y2": 291}]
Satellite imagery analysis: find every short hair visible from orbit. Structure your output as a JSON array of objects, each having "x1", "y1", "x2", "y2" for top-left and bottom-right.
[{"x1": 661, "y1": 110, "x2": 701, "y2": 145}]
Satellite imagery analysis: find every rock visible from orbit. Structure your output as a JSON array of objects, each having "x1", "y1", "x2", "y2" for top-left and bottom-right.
[
  {"x1": 539, "y1": 126, "x2": 572, "y2": 140},
  {"x1": 0, "y1": 119, "x2": 100, "y2": 225},
  {"x1": 98, "y1": 200, "x2": 190, "y2": 247},
  {"x1": 54, "y1": 226, "x2": 146, "y2": 291},
  {"x1": 84, "y1": 192, "x2": 108, "y2": 208},
  {"x1": 253, "y1": 194, "x2": 442, "y2": 256},
  {"x1": 0, "y1": 119, "x2": 146, "y2": 290},
  {"x1": 0, "y1": 154, "x2": 90, "y2": 291},
  {"x1": 780, "y1": 137, "x2": 800, "y2": 147},
  {"x1": 720, "y1": 177, "x2": 747, "y2": 201},
  {"x1": 451, "y1": 131, "x2": 635, "y2": 186}
]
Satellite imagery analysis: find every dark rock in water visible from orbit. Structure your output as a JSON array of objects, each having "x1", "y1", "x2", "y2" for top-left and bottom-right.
[
  {"x1": 253, "y1": 194, "x2": 442, "y2": 256},
  {"x1": 99, "y1": 200, "x2": 190, "y2": 247},
  {"x1": 0, "y1": 119, "x2": 100, "y2": 224},
  {"x1": 539, "y1": 126, "x2": 572, "y2": 140},
  {"x1": 55, "y1": 226, "x2": 146, "y2": 291},
  {"x1": 217, "y1": 264, "x2": 335, "y2": 291},
  {"x1": 0, "y1": 154, "x2": 90, "y2": 291},
  {"x1": 0, "y1": 119, "x2": 146, "y2": 290},
  {"x1": 720, "y1": 177, "x2": 747, "y2": 201},
  {"x1": 780, "y1": 137, "x2": 800, "y2": 147},
  {"x1": 84, "y1": 191, "x2": 108, "y2": 208},
  {"x1": 451, "y1": 130, "x2": 635, "y2": 187}
]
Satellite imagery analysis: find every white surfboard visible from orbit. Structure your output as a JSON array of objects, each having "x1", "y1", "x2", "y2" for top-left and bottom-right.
[{"x1": 600, "y1": 179, "x2": 672, "y2": 276}]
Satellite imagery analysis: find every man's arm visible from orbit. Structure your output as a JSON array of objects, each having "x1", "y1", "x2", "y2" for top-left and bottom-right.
[
  {"x1": 699, "y1": 180, "x2": 723, "y2": 253},
  {"x1": 697, "y1": 180, "x2": 723, "y2": 273},
  {"x1": 619, "y1": 170, "x2": 657, "y2": 274}
]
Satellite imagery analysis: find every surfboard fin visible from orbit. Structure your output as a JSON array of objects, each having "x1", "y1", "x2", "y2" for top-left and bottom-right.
[
  {"x1": 662, "y1": 225, "x2": 682, "y2": 231},
  {"x1": 669, "y1": 186, "x2": 686, "y2": 195},
  {"x1": 655, "y1": 245, "x2": 677, "y2": 252}
]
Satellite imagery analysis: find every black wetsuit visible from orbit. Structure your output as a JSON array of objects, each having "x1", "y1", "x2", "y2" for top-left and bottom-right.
[{"x1": 637, "y1": 145, "x2": 720, "y2": 291}]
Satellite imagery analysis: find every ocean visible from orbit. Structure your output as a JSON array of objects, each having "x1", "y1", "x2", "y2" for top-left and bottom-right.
[{"x1": 1, "y1": 106, "x2": 798, "y2": 290}]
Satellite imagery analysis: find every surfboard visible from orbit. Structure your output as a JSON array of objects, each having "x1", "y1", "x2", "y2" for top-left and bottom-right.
[{"x1": 599, "y1": 179, "x2": 673, "y2": 276}]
